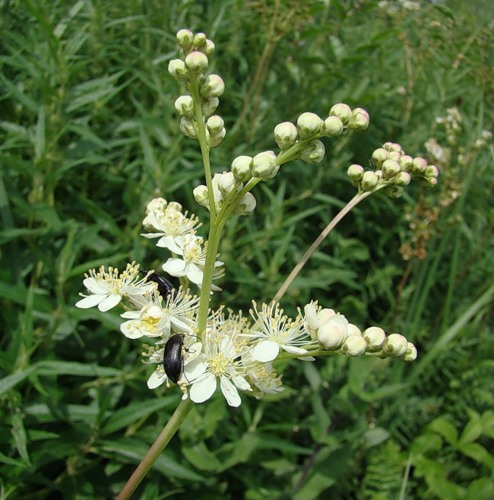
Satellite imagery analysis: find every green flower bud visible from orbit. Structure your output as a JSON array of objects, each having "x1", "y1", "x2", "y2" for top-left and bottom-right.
[
  {"x1": 383, "y1": 333, "x2": 408, "y2": 357},
  {"x1": 323, "y1": 116, "x2": 344, "y2": 136},
  {"x1": 383, "y1": 142, "x2": 403, "y2": 154},
  {"x1": 318, "y1": 314, "x2": 348, "y2": 349},
  {"x1": 388, "y1": 151, "x2": 401, "y2": 162},
  {"x1": 251, "y1": 151, "x2": 278, "y2": 179},
  {"x1": 177, "y1": 29, "x2": 194, "y2": 51},
  {"x1": 363, "y1": 326, "x2": 385, "y2": 350},
  {"x1": 180, "y1": 117, "x2": 197, "y2": 138},
  {"x1": 231, "y1": 155, "x2": 253, "y2": 182},
  {"x1": 203, "y1": 39, "x2": 215, "y2": 55},
  {"x1": 174, "y1": 95, "x2": 194, "y2": 117},
  {"x1": 185, "y1": 51, "x2": 208, "y2": 73},
  {"x1": 168, "y1": 59, "x2": 188, "y2": 80},
  {"x1": 202, "y1": 97, "x2": 219, "y2": 117},
  {"x1": 300, "y1": 139, "x2": 325, "y2": 164},
  {"x1": 201, "y1": 74, "x2": 225, "y2": 98},
  {"x1": 274, "y1": 122, "x2": 298, "y2": 149},
  {"x1": 218, "y1": 172, "x2": 236, "y2": 197},
  {"x1": 425, "y1": 164, "x2": 439, "y2": 178},
  {"x1": 193, "y1": 32, "x2": 207, "y2": 47},
  {"x1": 382, "y1": 159, "x2": 400, "y2": 179},
  {"x1": 193, "y1": 185, "x2": 209, "y2": 207},
  {"x1": 426, "y1": 177, "x2": 438, "y2": 187},
  {"x1": 402, "y1": 342, "x2": 417, "y2": 362},
  {"x1": 297, "y1": 112, "x2": 323, "y2": 139},
  {"x1": 349, "y1": 107, "x2": 370, "y2": 131},
  {"x1": 347, "y1": 164, "x2": 364, "y2": 181},
  {"x1": 394, "y1": 171, "x2": 411, "y2": 186},
  {"x1": 329, "y1": 103, "x2": 352, "y2": 124},
  {"x1": 412, "y1": 157, "x2": 428, "y2": 174},
  {"x1": 372, "y1": 148, "x2": 389, "y2": 166},
  {"x1": 235, "y1": 192, "x2": 256, "y2": 215},
  {"x1": 210, "y1": 127, "x2": 226, "y2": 147},
  {"x1": 399, "y1": 155, "x2": 413, "y2": 171},
  {"x1": 361, "y1": 171, "x2": 379, "y2": 191},
  {"x1": 385, "y1": 185, "x2": 403, "y2": 198},
  {"x1": 206, "y1": 115, "x2": 224, "y2": 135},
  {"x1": 342, "y1": 335, "x2": 367, "y2": 356}
]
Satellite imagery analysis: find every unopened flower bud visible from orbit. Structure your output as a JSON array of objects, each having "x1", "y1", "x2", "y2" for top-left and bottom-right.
[
  {"x1": 388, "y1": 151, "x2": 401, "y2": 162},
  {"x1": 176, "y1": 29, "x2": 194, "y2": 50},
  {"x1": 372, "y1": 148, "x2": 389, "y2": 166},
  {"x1": 361, "y1": 171, "x2": 379, "y2": 191},
  {"x1": 363, "y1": 326, "x2": 385, "y2": 350},
  {"x1": 347, "y1": 164, "x2": 364, "y2": 181},
  {"x1": 203, "y1": 39, "x2": 215, "y2": 55},
  {"x1": 318, "y1": 308, "x2": 336, "y2": 324},
  {"x1": 402, "y1": 342, "x2": 418, "y2": 362},
  {"x1": 235, "y1": 192, "x2": 256, "y2": 215},
  {"x1": 318, "y1": 314, "x2": 348, "y2": 349},
  {"x1": 385, "y1": 185, "x2": 403, "y2": 198},
  {"x1": 209, "y1": 127, "x2": 226, "y2": 147},
  {"x1": 329, "y1": 103, "x2": 352, "y2": 124},
  {"x1": 193, "y1": 32, "x2": 207, "y2": 47},
  {"x1": 394, "y1": 171, "x2": 411, "y2": 186},
  {"x1": 342, "y1": 335, "x2": 367, "y2": 356},
  {"x1": 231, "y1": 155, "x2": 253, "y2": 182},
  {"x1": 175, "y1": 95, "x2": 194, "y2": 117},
  {"x1": 300, "y1": 140, "x2": 325, "y2": 164},
  {"x1": 218, "y1": 172, "x2": 236, "y2": 196},
  {"x1": 323, "y1": 116, "x2": 344, "y2": 136},
  {"x1": 426, "y1": 177, "x2": 438, "y2": 187},
  {"x1": 412, "y1": 157, "x2": 428, "y2": 174},
  {"x1": 202, "y1": 97, "x2": 219, "y2": 117},
  {"x1": 399, "y1": 155, "x2": 413, "y2": 171},
  {"x1": 383, "y1": 142, "x2": 403, "y2": 154},
  {"x1": 297, "y1": 112, "x2": 323, "y2": 139},
  {"x1": 206, "y1": 115, "x2": 224, "y2": 135},
  {"x1": 180, "y1": 117, "x2": 197, "y2": 138},
  {"x1": 425, "y1": 165, "x2": 439, "y2": 178},
  {"x1": 349, "y1": 107, "x2": 370, "y2": 130},
  {"x1": 168, "y1": 59, "x2": 188, "y2": 80},
  {"x1": 274, "y1": 122, "x2": 298, "y2": 149},
  {"x1": 193, "y1": 185, "x2": 209, "y2": 207},
  {"x1": 382, "y1": 159, "x2": 400, "y2": 178},
  {"x1": 383, "y1": 333, "x2": 408, "y2": 357},
  {"x1": 347, "y1": 324, "x2": 362, "y2": 336},
  {"x1": 201, "y1": 74, "x2": 225, "y2": 98},
  {"x1": 252, "y1": 151, "x2": 278, "y2": 179},
  {"x1": 185, "y1": 51, "x2": 208, "y2": 73},
  {"x1": 146, "y1": 197, "x2": 167, "y2": 213}
]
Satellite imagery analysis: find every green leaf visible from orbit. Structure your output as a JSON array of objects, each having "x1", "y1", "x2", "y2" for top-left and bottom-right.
[{"x1": 428, "y1": 417, "x2": 458, "y2": 446}]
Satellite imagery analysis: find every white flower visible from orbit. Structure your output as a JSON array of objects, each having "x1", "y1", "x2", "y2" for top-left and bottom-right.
[
  {"x1": 186, "y1": 312, "x2": 252, "y2": 407},
  {"x1": 249, "y1": 302, "x2": 312, "y2": 362},
  {"x1": 75, "y1": 262, "x2": 154, "y2": 312},
  {"x1": 120, "y1": 288, "x2": 199, "y2": 339},
  {"x1": 244, "y1": 357, "x2": 283, "y2": 398}
]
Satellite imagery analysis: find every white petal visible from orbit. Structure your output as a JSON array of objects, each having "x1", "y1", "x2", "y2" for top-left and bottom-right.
[
  {"x1": 189, "y1": 374, "x2": 217, "y2": 403},
  {"x1": 184, "y1": 358, "x2": 208, "y2": 381},
  {"x1": 170, "y1": 316, "x2": 193, "y2": 333},
  {"x1": 120, "y1": 320, "x2": 143, "y2": 339},
  {"x1": 147, "y1": 369, "x2": 167, "y2": 389},
  {"x1": 120, "y1": 310, "x2": 140, "y2": 319},
  {"x1": 185, "y1": 264, "x2": 203, "y2": 285},
  {"x1": 185, "y1": 343, "x2": 203, "y2": 364},
  {"x1": 83, "y1": 278, "x2": 108, "y2": 294},
  {"x1": 232, "y1": 374, "x2": 251, "y2": 391},
  {"x1": 162, "y1": 258, "x2": 186, "y2": 277},
  {"x1": 220, "y1": 376, "x2": 241, "y2": 407},
  {"x1": 298, "y1": 356, "x2": 315, "y2": 362},
  {"x1": 252, "y1": 340, "x2": 279, "y2": 362},
  {"x1": 98, "y1": 293, "x2": 122, "y2": 312},
  {"x1": 75, "y1": 295, "x2": 104, "y2": 309},
  {"x1": 283, "y1": 345, "x2": 308, "y2": 355}
]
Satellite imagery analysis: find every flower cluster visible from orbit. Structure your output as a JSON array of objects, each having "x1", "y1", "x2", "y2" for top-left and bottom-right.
[{"x1": 347, "y1": 141, "x2": 439, "y2": 198}]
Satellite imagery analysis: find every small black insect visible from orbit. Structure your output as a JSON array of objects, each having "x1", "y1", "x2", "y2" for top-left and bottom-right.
[
  {"x1": 163, "y1": 334, "x2": 185, "y2": 384},
  {"x1": 143, "y1": 271, "x2": 174, "y2": 299}
]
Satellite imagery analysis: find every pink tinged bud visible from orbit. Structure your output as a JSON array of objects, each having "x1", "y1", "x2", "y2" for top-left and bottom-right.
[
  {"x1": 403, "y1": 342, "x2": 418, "y2": 362},
  {"x1": 399, "y1": 155, "x2": 413, "y2": 172},
  {"x1": 372, "y1": 148, "x2": 389, "y2": 166},
  {"x1": 349, "y1": 107, "x2": 370, "y2": 131},
  {"x1": 382, "y1": 159, "x2": 400, "y2": 179},
  {"x1": 202, "y1": 97, "x2": 219, "y2": 117},
  {"x1": 175, "y1": 95, "x2": 194, "y2": 117},
  {"x1": 206, "y1": 115, "x2": 224, "y2": 135},
  {"x1": 193, "y1": 32, "x2": 207, "y2": 47},
  {"x1": 329, "y1": 103, "x2": 352, "y2": 124},
  {"x1": 193, "y1": 185, "x2": 209, "y2": 207},
  {"x1": 347, "y1": 164, "x2": 364, "y2": 181},
  {"x1": 412, "y1": 157, "x2": 428, "y2": 174},
  {"x1": 323, "y1": 116, "x2": 344, "y2": 136},
  {"x1": 209, "y1": 127, "x2": 226, "y2": 147},
  {"x1": 388, "y1": 151, "x2": 401, "y2": 162},
  {"x1": 395, "y1": 172, "x2": 411, "y2": 186},
  {"x1": 274, "y1": 122, "x2": 298, "y2": 149},
  {"x1": 318, "y1": 308, "x2": 336, "y2": 324},
  {"x1": 427, "y1": 177, "x2": 438, "y2": 187},
  {"x1": 252, "y1": 151, "x2": 278, "y2": 179},
  {"x1": 317, "y1": 314, "x2": 348, "y2": 349},
  {"x1": 180, "y1": 117, "x2": 197, "y2": 138},
  {"x1": 383, "y1": 333, "x2": 408, "y2": 357},
  {"x1": 363, "y1": 326, "x2": 385, "y2": 350},
  {"x1": 425, "y1": 165, "x2": 439, "y2": 178},
  {"x1": 342, "y1": 335, "x2": 367, "y2": 356},
  {"x1": 296, "y1": 112, "x2": 323, "y2": 139},
  {"x1": 185, "y1": 51, "x2": 208, "y2": 73},
  {"x1": 203, "y1": 39, "x2": 215, "y2": 55},
  {"x1": 231, "y1": 155, "x2": 253, "y2": 182},
  {"x1": 361, "y1": 171, "x2": 378, "y2": 191},
  {"x1": 234, "y1": 192, "x2": 256, "y2": 215},
  {"x1": 300, "y1": 140, "x2": 325, "y2": 164},
  {"x1": 176, "y1": 29, "x2": 194, "y2": 50},
  {"x1": 168, "y1": 59, "x2": 188, "y2": 80},
  {"x1": 383, "y1": 142, "x2": 403, "y2": 154},
  {"x1": 200, "y1": 74, "x2": 225, "y2": 98}
]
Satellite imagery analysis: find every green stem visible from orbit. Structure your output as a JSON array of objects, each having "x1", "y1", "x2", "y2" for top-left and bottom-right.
[
  {"x1": 117, "y1": 398, "x2": 194, "y2": 500},
  {"x1": 272, "y1": 191, "x2": 371, "y2": 303}
]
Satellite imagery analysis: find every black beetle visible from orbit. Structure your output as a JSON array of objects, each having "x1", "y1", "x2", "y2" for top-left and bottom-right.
[
  {"x1": 143, "y1": 271, "x2": 174, "y2": 299},
  {"x1": 163, "y1": 334, "x2": 185, "y2": 384}
]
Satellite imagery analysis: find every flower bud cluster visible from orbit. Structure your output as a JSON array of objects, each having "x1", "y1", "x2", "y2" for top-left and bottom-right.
[
  {"x1": 347, "y1": 142, "x2": 439, "y2": 197},
  {"x1": 168, "y1": 29, "x2": 226, "y2": 148},
  {"x1": 304, "y1": 302, "x2": 417, "y2": 361},
  {"x1": 273, "y1": 104, "x2": 370, "y2": 165}
]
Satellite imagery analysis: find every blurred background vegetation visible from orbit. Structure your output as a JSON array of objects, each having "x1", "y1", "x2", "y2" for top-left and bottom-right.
[{"x1": 1, "y1": 0, "x2": 493, "y2": 498}]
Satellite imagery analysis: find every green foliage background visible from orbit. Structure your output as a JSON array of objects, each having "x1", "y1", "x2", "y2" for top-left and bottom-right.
[{"x1": 1, "y1": 0, "x2": 493, "y2": 498}]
